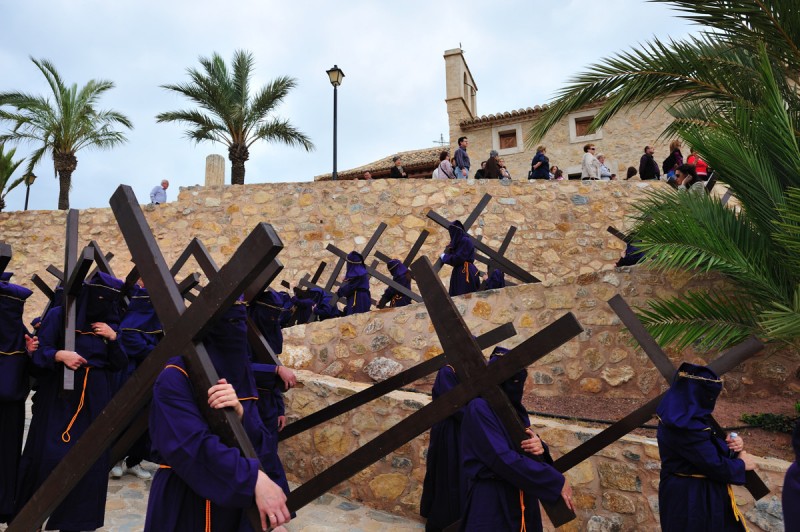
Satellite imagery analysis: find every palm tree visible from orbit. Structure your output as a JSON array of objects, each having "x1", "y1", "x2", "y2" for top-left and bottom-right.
[
  {"x1": 0, "y1": 58, "x2": 132, "y2": 210},
  {"x1": 157, "y1": 50, "x2": 314, "y2": 185},
  {"x1": 0, "y1": 144, "x2": 24, "y2": 212},
  {"x1": 527, "y1": 1, "x2": 800, "y2": 349}
]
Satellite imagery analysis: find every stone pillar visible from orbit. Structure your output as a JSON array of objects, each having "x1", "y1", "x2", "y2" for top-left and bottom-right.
[{"x1": 205, "y1": 154, "x2": 226, "y2": 186}]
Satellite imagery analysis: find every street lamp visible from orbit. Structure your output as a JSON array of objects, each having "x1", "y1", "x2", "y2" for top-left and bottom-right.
[
  {"x1": 23, "y1": 172, "x2": 36, "y2": 211},
  {"x1": 326, "y1": 65, "x2": 344, "y2": 180}
]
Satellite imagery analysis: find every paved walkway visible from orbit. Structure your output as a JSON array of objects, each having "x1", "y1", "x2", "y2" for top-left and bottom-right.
[{"x1": 2, "y1": 462, "x2": 424, "y2": 531}]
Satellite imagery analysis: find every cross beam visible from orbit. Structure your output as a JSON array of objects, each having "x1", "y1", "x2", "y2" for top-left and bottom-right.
[
  {"x1": 374, "y1": 229, "x2": 430, "y2": 267},
  {"x1": 8, "y1": 185, "x2": 284, "y2": 532},
  {"x1": 607, "y1": 295, "x2": 769, "y2": 499},
  {"x1": 279, "y1": 322, "x2": 517, "y2": 440},
  {"x1": 282, "y1": 269, "x2": 582, "y2": 519},
  {"x1": 427, "y1": 210, "x2": 539, "y2": 284},
  {"x1": 326, "y1": 244, "x2": 422, "y2": 303},
  {"x1": 0, "y1": 241, "x2": 12, "y2": 275},
  {"x1": 431, "y1": 194, "x2": 491, "y2": 273}
]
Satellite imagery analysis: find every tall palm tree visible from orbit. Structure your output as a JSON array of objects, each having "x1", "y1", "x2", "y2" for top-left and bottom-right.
[
  {"x1": 0, "y1": 58, "x2": 132, "y2": 210},
  {"x1": 157, "y1": 50, "x2": 314, "y2": 185},
  {"x1": 527, "y1": 1, "x2": 800, "y2": 349},
  {"x1": 0, "y1": 144, "x2": 24, "y2": 212}
]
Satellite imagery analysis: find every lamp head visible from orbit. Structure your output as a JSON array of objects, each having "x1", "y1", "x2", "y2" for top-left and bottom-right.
[{"x1": 327, "y1": 65, "x2": 345, "y2": 87}]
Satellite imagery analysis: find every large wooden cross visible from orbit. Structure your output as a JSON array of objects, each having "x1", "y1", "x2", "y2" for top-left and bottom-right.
[
  {"x1": 373, "y1": 229, "x2": 430, "y2": 267},
  {"x1": 326, "y1": 243, "x2": 422, "y2": 304},
  {"x1": 279, "y1": 257, "x2": 583, "y2": 526},
  {"x1": 427, "y1": 195, "x2": 539, "y2": 284},
  {"x1": 0, "y1": 241, "x2": 11, "y2": 275},
  {"x1": 9, "y1": 186, "x2": 284, "y2": 531},
  {"x1": 430, "y1": 194, "x2": 491, "y2": 273},
  {"x1": 607, "y1": 295, "x2": 770, "y2": 498}
]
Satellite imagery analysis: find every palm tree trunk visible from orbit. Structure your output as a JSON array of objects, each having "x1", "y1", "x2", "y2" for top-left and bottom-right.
[
  {"x1": 228, "y1": 143, "x2": 249, "y2": 185},
  {"x1": 54, "y1": 151, "x2": 77, "y2": 210}
]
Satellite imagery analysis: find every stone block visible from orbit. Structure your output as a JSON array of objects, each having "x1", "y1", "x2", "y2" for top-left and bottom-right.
[
  {"x1": 369, "y1": 473, "x2": 408, "y2": 500},
  {"x1": 601, "y1": 365, "x2": 635, "y2": 387},
  {"x1": 597, "y1": 462, "x2": 642, "y2": 492},
  {"x1": 602, "y1": 491, "x2": 636, "y2": 514}
]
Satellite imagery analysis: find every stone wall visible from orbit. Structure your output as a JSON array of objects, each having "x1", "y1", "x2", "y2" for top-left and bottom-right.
[
  {"x1": 281, "y1": 370, "x2": 789, "y2": 532},
  {"x1": 2, "y1": 179, "x2": 666, "y2": 325}
]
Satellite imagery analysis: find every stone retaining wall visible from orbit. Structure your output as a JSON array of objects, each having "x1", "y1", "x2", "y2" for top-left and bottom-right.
[
  {"x1": 280, "y1": 270, "x2": 797, "y2": 401},
  {"x1": 281, "y1": 370, "x2": 789, "y2": 532}
]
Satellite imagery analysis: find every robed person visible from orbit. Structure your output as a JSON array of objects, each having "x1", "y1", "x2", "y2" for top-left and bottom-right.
[
  {"x1": 0, "y1": 274, "x2": 35, "y2": 523},
  {"x1": 480, "y1": 268, "x2": 505, "y2": 291},
  {"x1": 459, "y1": 349, "x2": 572, "y2": 531},
  {"x1": 249, "y1": 288, "x2": 293, "y2": 355},
  {"x1": 16, "y1": 272, "x2": 127, "y2": 531},
  {"x1": 144, "y1": 297, "x2": 291, "y2": 531},
  {"x1": 336, "y1": 251, "x2": 371, "y2": 316},
  {"x1": 784, "y1": 420, "x2": 800, "y2": 530},
  {"x1": 420, "y1": 364, "x2": 463, "y2": 531},
  {"x1": 377, "y1": 259, "x2": 412, "y2": 309},
  {"x1": 440, "y1": 221, "x2": 480, "y2": 297},
  {"x1": 113, "y1": 282, "x2": 163, "y2": 480},
  {"x1": 656, "y1": 362, "x2": 755, "y2": 531}
]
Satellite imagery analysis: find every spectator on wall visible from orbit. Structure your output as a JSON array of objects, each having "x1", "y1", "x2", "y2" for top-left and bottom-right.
[
  {"x1": 529, "y1": 145, "x2": 550, "y2": 180},
  {"x1": 453, "y1": 136, "x2": 470, "y2": 179},
  {"x1": 484, "y1": 150, "x2": 502, "y2": 179},
  {"x1": 580, "y1": 144, "x2": 600, "y2": 180},
  {"x1": 686, "y1": 147, "x2": 709, "y2": 182},
  {"x1": 149, "y1": 179, "x2": 169, "y2": 204},
  {"x1": 662, "y1": 139, "x2": 684, "y2": 180},
  {"x1": 625, "y1": 166, "x2": 638, "y2": 180},
  {"x1": 597, "y1": 153, "x2": 615, "y2": 180},
  {"x1": 474, "y1": 161, "x2": 487, "y2": 179},
  {"x1": 390, "y1": 156, "x2": 408, "y2": 179},
  {"x1": 435, "y1": 150, "x2": 456, "y2": 179},
  {"x1": 639, "y1": 146, "x2": 661, "y2": 180}
]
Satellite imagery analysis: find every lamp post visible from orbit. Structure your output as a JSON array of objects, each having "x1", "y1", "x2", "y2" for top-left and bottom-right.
[
  {"x1": 23, "y1": 172, "x2": 37, "y2": 211},
  {"x1": 326, "y1": 65, "x2": 345, "y2": 180}
]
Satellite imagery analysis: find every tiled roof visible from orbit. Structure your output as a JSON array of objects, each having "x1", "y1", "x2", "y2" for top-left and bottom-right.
[
  {"x1": 315, "y1": 146, "x2": 443, "y2": 181},
  {"x1": 459, "y1": 105, "x2": 551, "y2": 129}
]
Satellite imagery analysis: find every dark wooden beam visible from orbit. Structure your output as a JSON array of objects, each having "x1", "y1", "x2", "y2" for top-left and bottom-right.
[
  {"x1": 607, "y1": 295, "x2": 769, "y2": 499},
  {"x1": 431, "y1": 194, "x2": 491, "y2": 272},
  {"x1": 326, "y1": 244, "x2": 422, "y2": 303},
  {"x1": 279, "y1": 322, "x2": 517, "y2": 440},
  {"x1": 0, "y1": 242, "x2": 11, "y2": 275}
]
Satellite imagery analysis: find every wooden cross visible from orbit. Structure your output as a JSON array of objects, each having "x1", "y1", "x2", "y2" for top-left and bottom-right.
[
  {"x1": 607, "y1": 295, "x2": 770, "y2": 499},
  {"x1": 280, "y1": 322, "x2": 517, "y2": 440},
  {"x1": 374, "y1": 229, "x2": 430, "y2": 267},
  {"x1": 280, "y1": 261, "x2": 326, "y2": 291},
  {"x1": 427, "y1": 196, "x2": 539, "y2": 284},
  {"x1": 9, "y1": 185, "x2": 284, "y2": 531},
  {"x1": 430, "y1": 194, "x2": 491, "y2": 273},
  {"x1": 544, "y1": 296, "x2": 766, "y2": 502},
  {"x1": 279, "y1": 257, "x2": 583, "y2": 525},
  {"x1": 326, "y1": 243, "x2": 422, "y2": 304}
]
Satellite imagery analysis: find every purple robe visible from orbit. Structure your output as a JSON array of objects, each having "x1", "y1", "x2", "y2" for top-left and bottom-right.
[
  {"x1": 337, "y1": 251, "x2": 371, "y2": 315},
  {"x1": 420, "y1": 366, "x2": 463, "y2": 530},
  {"x1": 481, "y1": 268, "x2": 505, "y2": 291},
  {"x1": 17, "y1": 272, "x2": 126, "y2": 531},
  {"x1": 783, "y1": 420, "x2": 800, "y2": 529},
  {"x1": 441, "y1": 222, "x2": 480, "y2": 297},
  {"x1": 459, "y1": 399, "x2": 564, "y2": 531},
  {"x1": 145, "y1": 299, "x2": 288, "y2": 531},
  {"x1": 379, "y1": 259, "x2": 412, "y2": 308},
  {"x1": 118, "y1": 285, "x2": 162, "y2": 466},
  {"x1": 657, "y1": 363, "x2": 747, "y2": 532},
  {"x1": 0, "y1": 279, "x2": 33, "y2": 523}
]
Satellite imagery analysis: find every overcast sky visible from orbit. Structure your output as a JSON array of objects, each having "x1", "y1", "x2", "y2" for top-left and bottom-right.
[{"x1": 0, "y1": 0, "x2": 694, "y2": 211}]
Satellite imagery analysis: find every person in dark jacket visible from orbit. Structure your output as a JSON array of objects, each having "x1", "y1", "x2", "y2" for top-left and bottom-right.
[
  {"x1": 656, "y1": 362, "x2": 755, "y2": 531},
  {"x1": 530, "y1": 145, "x2": 550, "y2": 179},
  {"x1": 389, "y1": 155, "x2": 408, "y2": 178},
  {"x1": 639, "y1": 145, "x2": 661, "y2": 180}
]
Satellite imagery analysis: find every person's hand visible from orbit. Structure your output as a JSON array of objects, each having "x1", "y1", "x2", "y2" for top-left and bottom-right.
[
  {"x1": 25, "y1": 334, "x2": 39, "y2": 354},
  {"x1": 462, "y1": 168, "x2": 467, "y2": 177},
  {"x1": 91, "y1": 322, "x2": 117, "y2": 341},
  {"x1": 726, "y1": 434, "x2": 744, "y2": 453},
  {"x1": 739, "y1": 450, "x2": 756, "y2": 471},
  {"x1": 277, "y1": 415, "x2": 287, "y2": 432},
  {"x1": 276, "y1": 366, "x2": 297, "y2": 390},
  {"x1": 561, "y1": 481, "x2": 574, "y2": 511},
  {"x1": 255, "y1": 470, "x2": 291, "y2": 529},
  {"x1": 55, "y1": 350, "x2": 87, "y2": 370},
  {"x1": 521, "y1": 429, "x2": 545, "y2": 456},
  {"x1": 208, "y1": 378, "x2": 243, "y2": 419}
]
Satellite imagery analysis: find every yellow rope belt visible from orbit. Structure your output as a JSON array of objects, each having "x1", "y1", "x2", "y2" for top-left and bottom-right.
[{"x1": 62, "y1": 367, "x2": 91, "y2": 443}]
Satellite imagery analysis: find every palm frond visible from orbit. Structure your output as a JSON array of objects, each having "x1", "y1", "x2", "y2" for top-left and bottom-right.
[
  {"x1": 249, "y1": 118, "x2": 314, "y2": 151},
  {"x1": 636, "y1": 290, "x2": 760, "y2": 350}
]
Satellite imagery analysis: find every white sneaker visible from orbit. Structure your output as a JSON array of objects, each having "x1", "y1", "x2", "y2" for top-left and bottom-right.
[
  {"x1": 128, "y1": 463, "x2": 152, "y2": 480},
  {"x1": 110, "y1": 461, "x2": 125, "y2": 479}
]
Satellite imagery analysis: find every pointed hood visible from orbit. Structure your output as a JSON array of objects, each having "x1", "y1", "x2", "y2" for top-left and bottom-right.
[
  {"x1": 344, "y1": 251, "x2": 368, "y2": 278},
  {"x1": 489, "y1": 346, "x2": 530, "y2": 427},
  {"x1": 485, "y1": 268, "x2": 505, "y2": 290},
  {"x1": 201, "y1": 295, "x2": 257, "y2": 398},
  {"x1": 447, "y1": 221, "x2": 465, "y2": 248},
  {"x1": 120, "y1": 285, "x2": 162, "y2": 334},
  {"x1": 77, "y1": 272, "x2": 124, "y2": 329},
  {"x1": 657, "y1": 362, "x2": 723, "y2": 431},
  {"x1": 387, "y1": 259, "x2": 409, "y2": 280},
  {"x1": 0, "y1": 278, "x2": 33, "y2": 355}
]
